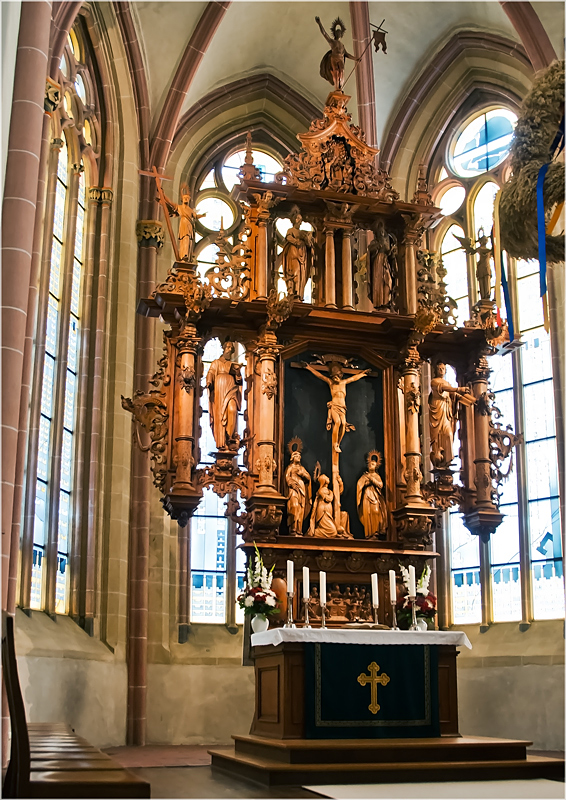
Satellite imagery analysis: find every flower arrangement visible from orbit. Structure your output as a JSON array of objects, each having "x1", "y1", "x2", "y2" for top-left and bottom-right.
[
  {"x1": 396, "y1": 565, "x2": 437, "y2": 630},
  {"x1": 237, "y1": 546, "x2": 279, "y2": 618}
]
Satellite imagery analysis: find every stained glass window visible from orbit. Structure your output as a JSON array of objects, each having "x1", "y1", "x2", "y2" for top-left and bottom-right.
[{"x1": 443, "y1": 106, "x2": 563, "y2": 625}]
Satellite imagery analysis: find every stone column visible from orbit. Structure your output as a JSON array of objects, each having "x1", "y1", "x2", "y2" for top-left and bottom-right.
[
  {"x1": 2, "y1": 0, "x2": 52, "y2": 611},
  {"x1": 341, "y1": 229, "x2": 354, "y2": 310},
  {"x1": 324, "y1": 228, "x2": 336, "y2": 308}
]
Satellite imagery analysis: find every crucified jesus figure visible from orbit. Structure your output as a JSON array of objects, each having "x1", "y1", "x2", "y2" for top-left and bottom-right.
[{"x1": 305, "y1": 362, "x2": 371, "y2": 453}]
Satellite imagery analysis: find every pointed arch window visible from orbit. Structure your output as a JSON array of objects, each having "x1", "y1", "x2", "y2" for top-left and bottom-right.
[
  {"x1": 431, "y1": 104, "x2": 563, "y2": 626},
  {"x1": 22, "y1": 19, "x2": 103, "y2": 621}
]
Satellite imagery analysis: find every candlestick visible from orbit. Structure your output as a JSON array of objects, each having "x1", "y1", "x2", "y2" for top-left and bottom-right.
[
  {"x1": 319, "y1": 571, "x2": 326, "y2": 606},
  {"x1": 391, "y1": 604, "x2": 399, "y2": 630},
  {"x1": 408, "y1": 565, "x2": 416, "y2": 597},
  {"x1": 320, "y1": 604, "x2": 327, "y2": 628},
  {"x1": 303, "y1": 597, "x2": 311, "y2": 628},
  {"x1": 286, "y1": 560, "x2": 294, "y2": 591},
  {"x1": 389, "y1": 569, "x2": 396, "y2": 604},
  {"x1": 284, "y1": 592, "x2": 295, "y2": 628},
  {"x1": 409, "y1": 595, "x2": 418, "y2": 630},
  {"x1": 373, "y1": 605, "x2": 379, "y2": 626},
  {"x1": 371, "y1": 573, "x2": 378, "y2": 607},
  {"x1": 303, "y1": 566, "x2": 309, "y2": 599}
]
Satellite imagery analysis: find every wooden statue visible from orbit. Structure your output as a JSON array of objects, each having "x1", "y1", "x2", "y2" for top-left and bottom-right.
[
  {"x1": 429, "y1": 362, "x2": 474, "y2": 468},
  {"x1": 279, "y1": 207, "x2": 314, "y2": 299},
  {"x1": 305, "y1": 360, "x2": 370, "y2": 454},
  {"x1": 284, "y1": 438, "x2": 312, "y2": 535},
  {"x1": 308, "y1": 472, "x2": 338, "y2": 537},
  {"x1": 356, "y1": 451, "x2": 387, "y2": 537},
  {"x1": 315, "y1": 16, "x2": 359, "y2": 90},
  {"x1": 163, "y1": 184, "x2": 204, "y2": 262},
  {"x1": 368, "y1": 219, "x2": 397, "y2": 310},
  {"x1": 455, "y1": 229, "x2": 493, "y2": 301},
  {"x1": 206, "y1": 341, "x2": 243, "y2": 451}
]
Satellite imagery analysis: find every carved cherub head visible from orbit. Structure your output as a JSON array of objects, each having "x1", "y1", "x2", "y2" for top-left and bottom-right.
[{"x1": 434, "y1": 361, "x2": 447, "y2": 378}]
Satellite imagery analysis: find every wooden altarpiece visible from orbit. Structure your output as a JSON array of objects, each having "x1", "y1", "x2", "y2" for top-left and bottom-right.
[{"x1": 125, "y1": 88, "x2": 519, "y2": 629}]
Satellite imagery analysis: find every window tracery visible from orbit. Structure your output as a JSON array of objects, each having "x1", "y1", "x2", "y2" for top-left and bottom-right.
[{"x1": 431, "y1": 104, "x2": 563, "y2": 625}]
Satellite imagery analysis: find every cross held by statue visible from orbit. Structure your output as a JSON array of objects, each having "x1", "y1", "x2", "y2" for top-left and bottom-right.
[{"x1": 357, "y1": 661, "x2": 390, "y2": 714}]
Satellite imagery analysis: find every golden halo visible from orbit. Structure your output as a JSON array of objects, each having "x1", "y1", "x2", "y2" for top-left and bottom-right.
[
  {"x1": 287, "y1": 436, "x2": 303, "y2": 456},
  {"x1": 366, "y1": 450, "x2": 383, "y2": 469}
]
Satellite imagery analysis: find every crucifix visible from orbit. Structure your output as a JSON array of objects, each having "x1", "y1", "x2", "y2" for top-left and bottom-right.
[
  {"x1": 357, "y1": 661, "x2": 390, "y2": 714},
  {"x1": 139, "y1": 165, "x2": 180, "y2": 262}
]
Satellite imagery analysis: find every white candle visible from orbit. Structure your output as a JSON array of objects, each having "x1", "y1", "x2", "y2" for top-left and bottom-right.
[
  {"x1": 303, "y1": 566, "x2": 310, "y2": 599},
  {"x1": 408, "y1": 565, "x2": 416, "y2": 597},
  {"x1": 371, "y1": 573, "x2": 379, "y2": 607},
  {"x1": 389, "y1": 570, "x2": 397, "y2": 604},
  {"x1": 286, "y1": 560, "x2": 294, "y2": 592},
  {"x1": 319, "y1": 572, "x2": 326, "y2": 606}
]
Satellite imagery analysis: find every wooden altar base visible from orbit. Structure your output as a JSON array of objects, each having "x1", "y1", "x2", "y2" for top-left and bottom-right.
[{"x1": 209, "y1": 735, "x2": 564, "y2": 786}]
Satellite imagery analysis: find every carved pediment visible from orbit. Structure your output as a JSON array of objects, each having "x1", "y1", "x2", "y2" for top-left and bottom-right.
[{"x1": 277, "y1": 90, "x2": 398, "y2": 202}]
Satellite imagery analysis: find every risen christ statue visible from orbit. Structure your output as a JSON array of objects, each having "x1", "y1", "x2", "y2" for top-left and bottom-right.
[{"x1": 305, "y1": 362, "x2": 370, "y2": 453}]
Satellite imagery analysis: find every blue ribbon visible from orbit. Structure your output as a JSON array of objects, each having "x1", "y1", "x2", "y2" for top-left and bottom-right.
[
  {"x1": 536, "y1": 162, "x2": 550, "y2": 297},
  {"x1": 500, "y1": 256, "x2": 514, "y2": 342}
]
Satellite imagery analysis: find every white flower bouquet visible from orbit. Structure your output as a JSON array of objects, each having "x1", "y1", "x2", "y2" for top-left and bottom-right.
[{"x1": 237, "y1": 545, "x2": 279, "y2": 617}]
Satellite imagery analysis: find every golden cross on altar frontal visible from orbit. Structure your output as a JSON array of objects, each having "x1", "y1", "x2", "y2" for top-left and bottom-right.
[{"x1": 357, "y1": 662, "x2": 390, "y2": 715}]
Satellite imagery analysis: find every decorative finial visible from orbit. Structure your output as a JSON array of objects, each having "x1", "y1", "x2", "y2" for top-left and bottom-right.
[
  {"x1": 238, "y1": 131, "x2": 261, "y2": 182},
  {"x1": 412, "y1": 164, "x2": 433, "y2": 206}
]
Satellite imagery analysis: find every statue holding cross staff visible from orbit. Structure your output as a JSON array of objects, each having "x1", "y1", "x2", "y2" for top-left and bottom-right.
[{"x1": 140, "y1": 166, "x2": 205, "y2": 263}]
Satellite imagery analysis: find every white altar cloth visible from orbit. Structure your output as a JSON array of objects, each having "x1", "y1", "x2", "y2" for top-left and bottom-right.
[{"x1": 251, "y1": 628, "x2": 472, "y2": 649}]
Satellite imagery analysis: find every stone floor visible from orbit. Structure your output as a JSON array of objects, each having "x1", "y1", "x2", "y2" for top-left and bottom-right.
[{"x1": 130, "y1": 766, "x2": 320, "y2": 798}]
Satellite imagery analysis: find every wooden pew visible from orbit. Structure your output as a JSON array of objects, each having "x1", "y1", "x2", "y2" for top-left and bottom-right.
[{"x1": 2, "y1": 614, "x2": 150, "y2": 798}]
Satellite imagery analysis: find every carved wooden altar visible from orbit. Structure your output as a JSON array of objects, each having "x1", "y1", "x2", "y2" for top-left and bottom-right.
[{"x1": 124, "y1": 85, "x2": 519, "y2": 626}]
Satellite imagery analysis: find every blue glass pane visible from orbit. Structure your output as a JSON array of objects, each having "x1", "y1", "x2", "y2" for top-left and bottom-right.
[
  {"x1": 236, "y1": 533, "x2": 246, "y2": 572},
  {"x1": 53, "y1": 179, "x2": 66, "y2": 241},
  {"x1": 532, "y1": 560, "x2": 565, "y2": 619},
  {"x1": 492, "y1": 387, "x2": 515, "y2": 429},
  {"x1": 34, "y1": 480, "x2": 47, "y2": 545},
  {"x1": 49, "y1": 238, "x2": 62, "y2": 298},
  {"x1": 67, "y1": 317, "x2": 79, "y2": 374},
  {"x1": 191, "y1": 516, "x2": 227, "y2": 573},
  {"x1": 190, "y1": 570, "x2": 226, "y2": 623},
  {"x1": 57, "y1": 141, "x2": 68, "y2": 184},
  {"x1": 63, "y1": 370, "x2": 77, "y2": 431},
  {"x1": 517, "y1": 274, "x2": 544, "y2": 332},
  {"x1": 492, "y1": 560, "x2": 521, "y2": 621},
  {"x1": 450, "y1": 512, "x2": 480, "y2": 569},
  {"x1": 489, "y1": 352, "x2": 513, "y2": 393},
  {"x1": 40, "y1": 355, "x2": 55, "y2": 418},
  {"x1": 70, "y1": 260, "x2": 81, "y2": 316},
  {"x1": 198, "y1": 414, "x2": 216, "y2": 466},
  {"x1": 529, "y1": 498, "x2": 561, "y2": 561},
  {"x1": 526, "y1": 439, "x2": 559, "y2": 501},
  {"x1": 491, "y1": 505, "x2": 519, "y2": 565},
  {"x1": 521, "y1": 329, "x2": 553, "y2": 384},
  {"x1": 37, "y1": 416, "x2": 51, "y2": 481},
  {"x1": 31, "y1": 543, "x2": 44, "y2": 610},
  {"x1": 199, "y1": 488, "x2": 226, "y2": 517},
  {"x1": 55, "y1": 554, "x2": 68, "y2": 614},
  {"x1": 60, "y1": 429, "x2": 73, "y2": 491},
  {"x1": 57, "y1": 489, "x2": 70, "y2": 552},
  {"x1": 523, "y1": 382, "x2": 555, "y2": 441},
  {"x1": 45, "y1": 296, "x2": 59, "y2": 356},
  {"x1": 452, "y1": 567, "x2": 481, "y2": 624}
]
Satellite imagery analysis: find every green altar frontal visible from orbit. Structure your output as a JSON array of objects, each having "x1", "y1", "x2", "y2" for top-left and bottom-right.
[{"x1": 304, "y1": 642, "x2": 439, "y2": 739}]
